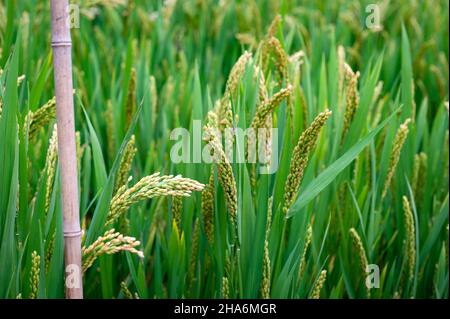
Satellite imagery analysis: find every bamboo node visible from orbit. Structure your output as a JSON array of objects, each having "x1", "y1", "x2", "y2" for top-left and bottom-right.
[
  {"x1": 51, "y1": 41, "x2": 72, "y2": 47},
  {"x1": 64, "y1": 230, "x2": 82, "y2": 238}
]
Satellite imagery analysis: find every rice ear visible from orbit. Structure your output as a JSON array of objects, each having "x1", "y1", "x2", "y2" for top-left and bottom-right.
[
  {"x1": 382, "y1": 118, "x2": 411, "y2": 199},
  {"x1": 283, "y1": 110, "x2": 332, "y2": 214}
]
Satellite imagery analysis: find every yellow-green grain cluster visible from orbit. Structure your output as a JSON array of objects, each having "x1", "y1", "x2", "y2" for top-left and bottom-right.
[
  {"x1": 114, "y1": 134, "x2": 137, "y2": 194},
  {"x1": 189, "y1": 219, "x2": 200, "y2": 277},
  {"x1": 251, "y1": 85, "x2": 292, "y2": 130},
  {"x1": 267, "y1": 37, "x2": 289, "y2": 82},
  {"x1": 45, "y1": 233, "x2": 55, "y2": 272},
  {"x1": 75, "y1": 131, "x2": 84, "y2": 171},
  {"x1": 382, "y1": 118, "x2": 411, "y2": 199},
  {"x1": 249, "y1": 78, "x2": 290, "y2": 164},
  {"x1": 349, "y1": 228, "x2": 370, "y2": 297},
  {"x1": 298, "y1": 225, "x2": 313, "y2": 279},
  {"x1": 283, "y1": 109, "x2": 332, "y2": 213},
  {"x1": 125, "y1": 67, "x2": 136, "y2": 129},
  {"x1": 261, "y1": 15, "x2": 281, "y2": 71},
  {"x1": 310, "y1": 270, "x2": 327, "y2": 299},
  {"x1": 253, "y1": 65, "x2": 269, "y2": 104},
  {"x1": 261, "y1": 238, "x2": 271, "y2": 299},
  {"x1": 216, "y1": 51, "x2": 252, "y2": 160},
  {"x1": 201, "y1": 171, "x2": 215, "y2": 244},
  {"x1": 105, "y1": 100, "x2": 115, "y2": 158},
  {"x1": 44, "y1": 125, "x2": 58, "y2": 214},
  {"x1": 203, "y1": 126, "x2": 237, "y2": 227},
  {"x1": 219, "y1": 51, "x2": 252, "y2": 131},
  {"x1": 120, "y1": 281, "x2": 133, "y2": 299},
  {"x1": 172, "y1": 196, "x2": 183, "y2": 230},
  {"x1": 261, "y1": 197, "x2": 273, "y2": 298},
  {"x1": 403, "y1": 196, "x2": 416, "y2": 282},
  {"x1": 29, "y1": 251, "x2": 40, "y2": 299},
  {"x1": 150, "y1": 75, "x2": 158, "y2": 128},
  {"x1": 106, "y1": 173, "x2": 204, "y2": 227},
  {"x1": 341, "y1": 63, "x2": 360, "y2": 140},
  {"x1": 412, "y1": 152, "x2": 427, "y2": 203},
  {"x1": 222, "y1": 277, "x2": 229, "y2": 299},
  {"x1": 82, "y1": 228, "x2": 144, "y2": 273},
  {"x1": 27, "y1": 97, "x2": 56, "y2": 140}
]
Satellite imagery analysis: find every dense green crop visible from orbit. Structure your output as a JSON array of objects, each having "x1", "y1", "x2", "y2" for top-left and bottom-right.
[{"x1": 0, "y1": 0, "x2": 448, "y2": 299}]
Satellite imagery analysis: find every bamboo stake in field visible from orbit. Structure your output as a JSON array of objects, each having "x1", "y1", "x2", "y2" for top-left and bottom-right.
[{"x1": 50, "y1": 0, "x2": 83, "y2": 299}]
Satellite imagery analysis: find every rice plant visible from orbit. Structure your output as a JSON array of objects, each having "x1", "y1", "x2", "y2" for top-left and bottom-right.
[{"x1": 0, "y1": 0, "x2": 448, "y2": 299}]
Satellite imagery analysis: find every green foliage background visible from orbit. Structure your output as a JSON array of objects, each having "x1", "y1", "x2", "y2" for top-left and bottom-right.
[{"x1": 0, "y1": 0, "x2": 448, "y2": 298}]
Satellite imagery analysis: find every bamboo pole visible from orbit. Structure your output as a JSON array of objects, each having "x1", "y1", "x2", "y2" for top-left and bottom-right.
[{"x1": 50, "y1": 0, "x2": 83, "y2": 299}]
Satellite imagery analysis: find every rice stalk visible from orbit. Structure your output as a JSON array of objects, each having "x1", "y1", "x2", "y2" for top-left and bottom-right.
[
  {"x1": 261, "y1": 14, "x2": 281, "y2": 70},
  {"x1": 75, "y1": 131, "x2": 84, "y2": 171},
  {"x1": 125, "y1": 67, "x2": 136, "y2": 130},
  {"x1": 120, "y1": 281, "x2": 133, "y2": 299},
  {"x1": 260, "y1": 197, "x2": 273, "y2": 299},
  {"x1": 253, "y1": 65, "x2": 269, "y2": 108},
  {"x1": 412, "y1": 152, "x2": 427, "y2": 203},
  {"x1": 29, "y1": 251, "x2": 40, "y2": 299},
  {"x1": 106, "y1": 173, "x2": 204, "y2": 227},
  {"x1": 114, "y1": 134, "x2": 137, "y2": 194},
  {"x1": 310, "y1": 270, "x2": 327, "y2": 299},
  {"x1": 267, "y1": 37, "x2": 289, "y2": 84},
  {"x1": 82, "y1": 228, "x2": 144, "y2": 273},
  {"x1": 298, "y1": 224, "x2": 313, "y2": 280},
  {"x1": 203, "y1": 125, "x2": 237, "y2": 228},
  {"x1": 403, "y1": 196, "x2": 416, "y2": 283},
  {"x1": 349, "y1": 228, "x2": 370, "y2": 297},
  {"x1": 172, "y1": 195, "x2": 183, "y2": 230},
  {"x1": 222, "y1": 277, "x2": 229, "y2": 299},
  {"x1": 372, "y1": 81, "x2": 384, "y2": 107},
  {"x1": 219, "y1": 51, "x2": 252, "y2": 127},
  {"x1": 201, "y1": 170, "x2": 215, "y2": 245},
  {"x1": 382, "y1": 118, "x2": 411, "y2": 199},
  {"x1": 218, "y1": 51, "x2": 252, "y2": 159},
  {"x1": 337, "y1": 46, "x2": 346, "y2": 104},
  {"x1": 251, "y1": 85, "x2": 292, "y2": 130},
  {"x1": 149, "y1": 75, "x2": 158, "y2": 129},
  {"x1": 260, "y1": 238, "x2": 271, "y2": 298},
  {"x1": 249, "y1": 65, "x2": 288, "y2": 165},
  {"x1": 283, "y1": 109, "x2": 332, "y2": 214},
  {"x1": 105, "y1": 100, "x2": 115, "y2": 158},
  {"x1": 189, "y1": 219, "x2": 200, "y2": 282},
  {"x1": 44, "y1": 125, "x2": 58, "y2": 214},
  {"x1": 341, "y1": 63, "x2": 360, "y2": 141},
  {"x1": 45, "y1": 233, "x2": 55, "y2": 273},
  {"x1": 27, "y1": 97, "x2": 56, "y2": 140}
]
